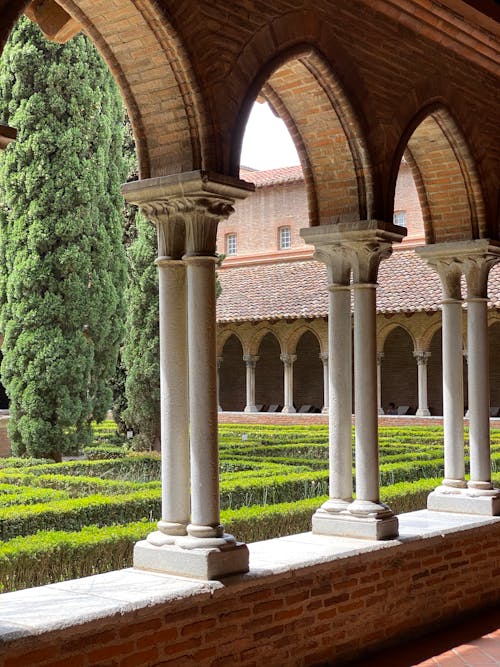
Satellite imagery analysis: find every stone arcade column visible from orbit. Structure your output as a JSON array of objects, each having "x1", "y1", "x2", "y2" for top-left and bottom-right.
[
  {"x1": 377, "y1": 352, "x2": 384, "y2": 415},
  {"x1": 123, "y1": 171, "x2": 253, "y2": 578},
  {"x1": 301, "y1": 222, "x2": 405, "y2": 539},
  {"x1": 416, "y1": 241, "x2": 500, "y2": 516},
  {"x1": 320, "y1": 352, "x2": 329, "y2": 414},
  {"x1": 413, "y1": 351, "x2": 431, "y2": 416},
  {"x1": 243, "y1": 354, "x2": 259, "y2": 412},
  {"x1": 463, "y1": 246, "x2": 500, "y2": 514},
  {"x1": 280, "y1": 354, "x2": 297, "y2": 413},
  {"x1": 216, "y1": 357, "x2": 223, "y2": 412}
]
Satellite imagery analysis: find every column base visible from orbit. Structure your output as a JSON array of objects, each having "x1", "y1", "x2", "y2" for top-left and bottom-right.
[
  {"x1": 415, "y1": 408, "x2": 431, "y2": 416},
  {"x1": 244, "y1": 405, "x2": 259, "y2": 413},
  {"x1": 281, "y1": 406, "x2": 296, "y2": 414},
  {"x1": 427, "y1": 487, "x2": 500, "y2": 515},
  {"x1": 377, "y1": 408, "x2": 384, "y2": 415},
  {"x1": 321, "y1": 406, "x2": 329, "y2": 414},
  {"x1": 312, "y1": 507, "x2": 398, "y2": 540},
  {"x1": 133, "y1": 537, "x2": 249, "y2": 580}
]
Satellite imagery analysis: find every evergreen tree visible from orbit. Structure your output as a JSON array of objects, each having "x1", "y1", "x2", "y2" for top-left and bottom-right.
[
  {"x1": 0, "y1": 18, "x2": 127, "y2": 460},
  {"x1": 122, "y1": 213, "x2": 160, "y2": 450}
]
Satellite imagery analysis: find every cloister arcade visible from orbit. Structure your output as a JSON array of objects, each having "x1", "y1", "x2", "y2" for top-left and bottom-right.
[{"x1": 0, "y1": 1, "x2": 499, "y2": 665}]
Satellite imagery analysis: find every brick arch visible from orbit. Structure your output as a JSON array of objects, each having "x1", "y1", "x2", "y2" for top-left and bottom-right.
[
  {"x1": 232, "y1": 45, "x2": 375, "y2": 226},
  {"x1": 38, "y1": 0, "x2": 209, "y2": 179},
  {"x1": 378, "y1": 321, "x2": 417, "y2": 353},
  {"x1": 285, "y1": 322, "x2": 325, "y2": 356},
  {"x1": 217, "y1": 327, "x2": 246, "y2": 357},
  {"x1": 390, "y1": 103, "x2": 487, "y2": 244},
  {"x1": 248, "y1": 325, "x2": 284, "y2": 357}
]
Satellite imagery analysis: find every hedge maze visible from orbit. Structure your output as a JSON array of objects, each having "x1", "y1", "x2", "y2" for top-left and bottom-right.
[{"x1": 1, "y1": 422, "x2": 499, "y2": 592}]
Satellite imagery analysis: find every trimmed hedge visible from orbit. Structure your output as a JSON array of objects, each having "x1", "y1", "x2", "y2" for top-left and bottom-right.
[{"x1": 0, "y1": 477, "x2": 443, "y2": 593}]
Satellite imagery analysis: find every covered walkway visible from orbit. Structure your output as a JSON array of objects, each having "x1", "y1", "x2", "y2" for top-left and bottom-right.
[{"x1": 349, "y1": 607, "x2": 500, "y2": 667}]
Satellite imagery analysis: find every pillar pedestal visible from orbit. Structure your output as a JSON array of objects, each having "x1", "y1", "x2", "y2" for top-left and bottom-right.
[{"x1": 123, "y1": 171, "x2": 253, "y2": 577}]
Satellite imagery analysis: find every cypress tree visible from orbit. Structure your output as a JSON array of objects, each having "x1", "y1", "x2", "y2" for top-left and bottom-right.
[
  {"x1": 0, "y1": 18, "x2": 127, "y2": 460},
  {"x1": 121, "y1": 213, "x2": 160, "y2": 451}
]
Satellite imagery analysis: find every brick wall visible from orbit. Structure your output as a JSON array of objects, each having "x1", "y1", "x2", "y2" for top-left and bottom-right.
[
  {"x1": 217, "y1": 179, "x2": 308, "y2": 259},
  {"x1": 2, "y1": 518, "x2": 498, "y2": 666}
]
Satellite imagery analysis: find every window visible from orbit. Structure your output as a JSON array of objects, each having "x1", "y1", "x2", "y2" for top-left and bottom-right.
[
  {"x1": 226, "y1": 233, "x2": 237, "y2": 256},
  {"x1": 393, "y1": 210, "x2": 407, "y2": 228},
  {"x1": 279, "y1": 226, "x2": 291, "y2": 250}
]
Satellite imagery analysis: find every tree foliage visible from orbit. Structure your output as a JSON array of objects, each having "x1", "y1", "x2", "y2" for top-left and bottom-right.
[{"x1": 0, "y1": 19, "x2": 127, "y2": 461}]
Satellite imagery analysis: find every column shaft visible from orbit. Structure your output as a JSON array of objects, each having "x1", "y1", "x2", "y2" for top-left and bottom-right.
[
  {"x1": 414, "y1": 352, "x2": 431, "y2": 417},
  {"x1": 185, "y1": 256, "x2": 223, "y2": 536},
  {"x1": 467, "y1": 298, "x2": 492, "y2": 487},
  {"x1": 441, "y1": 299, "x2": 465, "y2": 486},
  {"x1": 377, "y1": 353, "x2": 384, "y2": 415},
  {"x1": 353, "y1": 284, "x2": 380, "y2": 504},
  {"x1": 281, "y1": 355, "x2": 296, "y2": 413},
  {"x1": 328, "y1": 286, "x2": 353, "y2": 504},
  {"x1": 320, "y1": 353, "x2": 329, "y2": 414},
  {"x1": 243, "y1": 355, "x2": 259, "y2": 412},
  {"x1": 157, "y1": 260, "x2": 190, "y2": 535}
]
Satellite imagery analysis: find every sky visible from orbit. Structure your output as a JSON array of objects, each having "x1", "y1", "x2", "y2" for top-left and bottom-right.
[{"x1": 240, "y1": 102, "x2": 300, "y2": 171}]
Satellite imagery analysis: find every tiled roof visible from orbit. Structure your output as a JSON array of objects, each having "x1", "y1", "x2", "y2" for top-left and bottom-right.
[
  {"x1": 239, "y1": 165, "x2": 303, "y2": 187},
  {"x1": 216, "y1": 249, "x2": 500, "y2": 323}
]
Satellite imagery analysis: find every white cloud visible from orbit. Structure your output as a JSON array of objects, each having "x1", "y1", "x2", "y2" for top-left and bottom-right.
[{"x1": 240, "y1": 102, "x2": 300, "y2": 170}]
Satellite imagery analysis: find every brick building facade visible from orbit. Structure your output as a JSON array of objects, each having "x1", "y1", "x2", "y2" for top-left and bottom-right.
[{"x1": 217, "y1": 162, "x2": 500, "y2": 416}]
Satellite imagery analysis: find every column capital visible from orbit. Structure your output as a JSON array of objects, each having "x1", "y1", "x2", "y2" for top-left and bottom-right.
[
  {"x1": 243, "y1": 354, "x2": 259, "y2": 367},
  {"x1": 300, "y1": 221, "x2": 404, "y2": 284},
  {"x1": 280, "y1": 353, "x2": 297, "y2": 365},
  {"x1": 216, "y1": 356, "x2": 223, "y2": 369},
  {"x1": 122, "y1": 171, "x2": 254, "y2": 258},
  {"x1": 376, "y1": 351, "x2": 384, "y2": 364},
  {"x1": 319, "y1": 352, "x2": 328, "y2": 364},
  {"x1": 413, "y1": 350, "x2": 431, "y2": 365},
  {"x1": 416, "y1": 240, "x2": 500, "y2": 300}
]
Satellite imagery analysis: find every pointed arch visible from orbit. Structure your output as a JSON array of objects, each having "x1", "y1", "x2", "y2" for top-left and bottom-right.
[
  {"x1": 390, "y1": 103, "x2": 487, "y2": 244},
  {"x1": 231, "y1": 45, "x2": 375, "y2": 227},
  {"x1": 1, "y1": 0, "x2": 210, "y2": 179}
]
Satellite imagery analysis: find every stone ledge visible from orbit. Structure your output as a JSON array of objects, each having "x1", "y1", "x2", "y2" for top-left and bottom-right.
[{"x1": 0, "y1": 509, "x2": 498, "y2": 645}]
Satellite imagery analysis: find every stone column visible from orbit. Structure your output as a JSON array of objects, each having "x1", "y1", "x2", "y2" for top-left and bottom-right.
[
  {"x1": 413, "y1": 351, "x2": 431, "y2": 416},
  {"x1": 243, "y1": 354, "x2": 259, "y2": 412},
  {"x1": 123, "y1": 171, "x2": 253, "y2": 579},
  {"x1": 280, "y1": 354, "x2": 297, "y2": 413},
  {"x1": 463, "y1": 248, "x2": 500, "y2": 514},
  {"x1": 216, "y1": 357, "x2": 223, "y2": 412},
  {"x1": 121, "y1": 186, "x2": 189, "y2": 545},
  {"x1": 302, "y1": 221, "x2": 404, "y2": 539},
  {"x1": 416, "y1": 240, "x2": 500, "y2": 516},
  {"x1": 377, "y1": 352, "x2": 384, "y2": 415},
  {"x1": 319, "y1": 352, "x2": 329, "y2": 414}
]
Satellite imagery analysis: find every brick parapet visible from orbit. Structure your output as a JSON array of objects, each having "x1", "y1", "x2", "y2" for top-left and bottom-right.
[{"x1": 1, "y1": 516, "x2": 498, "y2": 666}]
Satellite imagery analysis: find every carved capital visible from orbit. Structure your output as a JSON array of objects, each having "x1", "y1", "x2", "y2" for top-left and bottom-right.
[
  {"x1": 344, "y1": 240, "x2": 392, "y2": 284},
  {"x1": 376, "y1": 352, "x2": 384, "y2": 364},
  {"x1": 122, "y1": 171, "x2": 253, "y2": 259},
  {"x1": 301, "y1": 221, "x2": 401, "y2": 285},
  {"x1": 216, "y1": 357, "x2": 223, "y2": 370},
  {"x1": 416, "y1": 240, "x2": 500, "y2": 301},
  {"x1": 319, "y1": 352, "x2": 329, "y2": 364},
  {"x1": 280, "y1": 353, "x2": 297, "y2": 366},
  {"x1": 243, "y1": 354, "x2": 259, "y2": 368},
  {"x1": 413, "y1": 350, "x2": 431, "y2": 365}
]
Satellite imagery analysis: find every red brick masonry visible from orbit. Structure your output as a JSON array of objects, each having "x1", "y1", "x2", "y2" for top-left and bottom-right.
[{"x1": 1, "y1": 515, "x2": 498, "y2": 667}]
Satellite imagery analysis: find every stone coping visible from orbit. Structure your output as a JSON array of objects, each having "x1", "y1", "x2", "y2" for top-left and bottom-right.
[{"x1": 0, "y1": 510, "x2": 498, "y2": 645}]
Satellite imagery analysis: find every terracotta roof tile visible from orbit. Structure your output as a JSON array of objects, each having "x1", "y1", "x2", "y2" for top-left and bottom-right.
[
  {"x1": 239, "y1": 165, "x2": 303, "y2": 187},
  {"x1": 216, "y1": 250, "x2": 500, "y2": 323}
]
